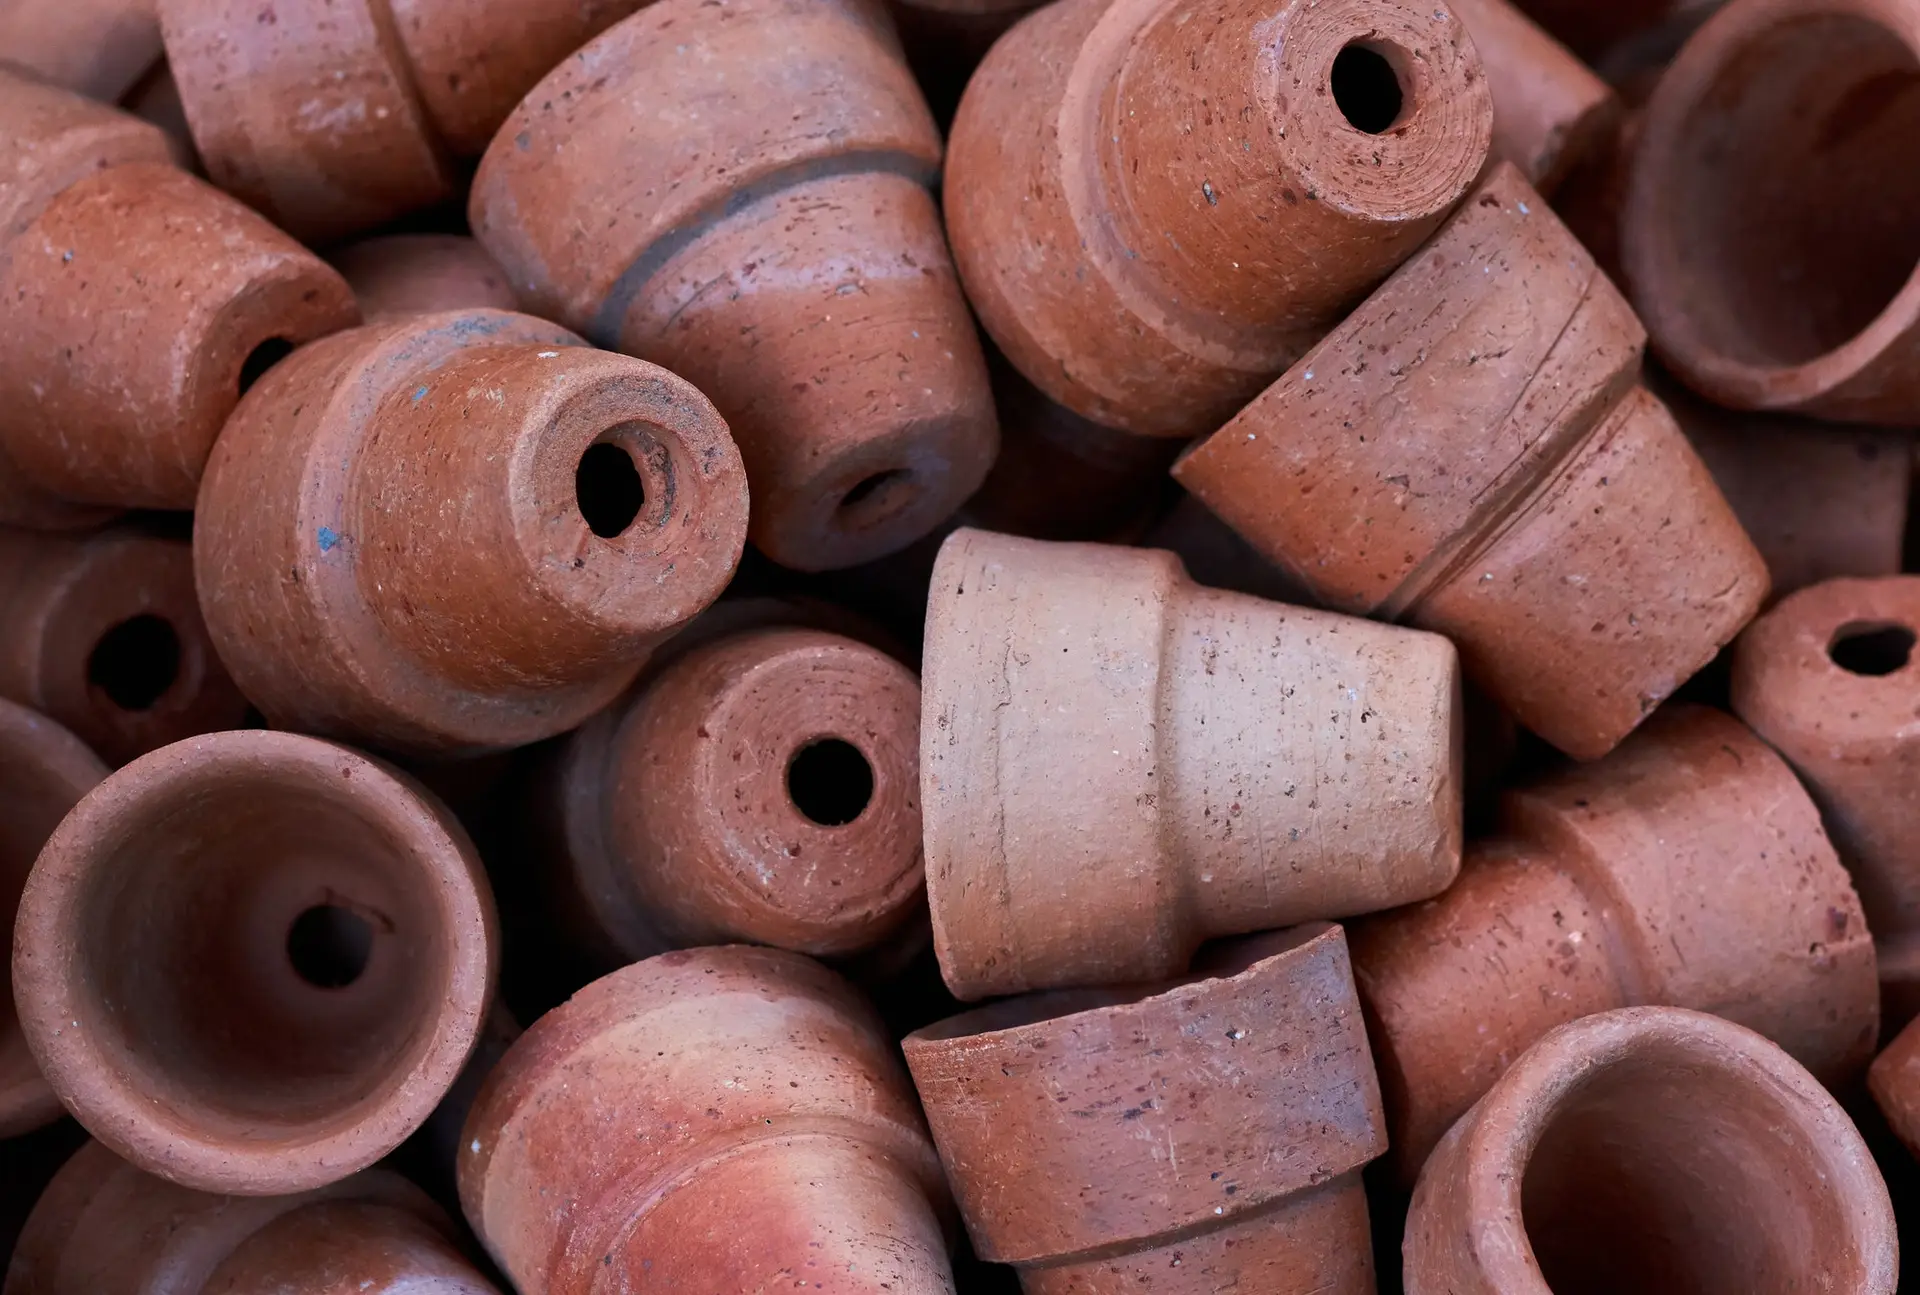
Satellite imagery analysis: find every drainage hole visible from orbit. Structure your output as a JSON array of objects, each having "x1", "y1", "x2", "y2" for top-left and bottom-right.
[
  {"x1": 287, "y1": 904, "x2": 375, "y2": 988},
  {"x1": 1829, "y1": 622, "x2": 1916, "y2": 676},
  {"x1": 787, "y1": 738, "x2": 875, "y2": 826},
  {"x1": 88, "y1": 614, "x2": 181, "y2": 711},
  {"x1": 238, "y1": 337, "x2": 295, "y2": 395},
  {"x1": 576, "y1": 441, "x2": 646, "y2": 538},
  {"x1": 1331, "y1": 43, "x2": 1405, "y2": 134}
]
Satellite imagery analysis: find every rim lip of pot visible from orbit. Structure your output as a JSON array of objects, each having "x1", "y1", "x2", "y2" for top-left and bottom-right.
[
  {"x1": 1449, "y1": 1005, "x2": 1898, "y2": 1293},
  {"x1": 12, "y1": 728, "x2": 499, "y2": 1195}
]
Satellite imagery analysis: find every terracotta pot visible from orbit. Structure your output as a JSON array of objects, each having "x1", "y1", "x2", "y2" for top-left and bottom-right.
[
  {"x1": 539, "y1": 619, "x2": 924, "y2": 969},
  {"x1": 471, "y1": 0, "x2": 997, "y2": 573},
  {"x1": 1349, "y1": 703, "x2": 1879, "y2": 1181},
  {"x1": 944, "y1": 0, "x2": 1492, "y2": 437},
  {"x1": 905, "y1": 924, "x2": 1384, "y2": 1294},
  {"x1": 155, "y1": 0, "x2": 652, "y2": 242},
  {"x1": 194, "y1": 308, "x2": 749, "y2": 756},
  {"x1": 923, "y1": 527, "x2": 1461, "y2": 1000},
  {"x1": 1733, "y1": 576, "x2": 1920, "y2": 1025},
  {"x1": 0, "y1": 701, "x2": 105, "y2": 1140},
  {"x1": 331, "y1": 234, "x2": 518, "y2": 323},
  {"x1": 0, "y1": 525, "x2": 251, "y2": 766},
  {"x1": 11, "y1": 729, "x2": 498, "y2": 1195},
  {"x1": 6, "y1": 1140, "x2": 501, "y2": 1294},
  {"x1": 1622, "y1": 0, "x2": 1920, "y2": 422},
  {"x1": 1405, "y1": 1007, "x2": 1897, "y2": 1295},
  {"x1": 1175, "y1": 164, "x2": 1768, "y2": 760},
  {"x1": 0, "y1": 0, "x2": 163, "y2": 103},
  {"x1": 0, "y1": 69, "x2": 357, "y2": 513},
  {"x1": 1448, "y1": 0, "x2": 1620, "y2": 193},
  {"x1": 458, "y1": 945, "x2": 956, "y2": 1293}
]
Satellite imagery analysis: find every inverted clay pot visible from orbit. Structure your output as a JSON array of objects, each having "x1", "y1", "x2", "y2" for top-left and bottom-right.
[
  {"x1": 330, "y1": 234, "x2": 518, "y2": 323},
  {"x1": 540, "y1": 620, "x2": 923, "y2": 969},
  {"x1": 1405, "y1": 1007, "x2": 1897, "y2": 1295},
  {"x1": 155, "y1": 0, "x2": 651, "y2": 243},
  {"x1": 471, "y1": 0, "x2": 997, "y2": 572},
  {"x1": 943, "y1": 0, "x2": 1493, "y2": 437},
  {"x1": 0, "y1": 701, "x2": 105, "y2": 1139},
  {"x1": 0, "y1": 68, "x2": 358, "y2": 512},
  {"x1": 1349, "y1": 703, "x2": 1879, "y2": 1181},
  {"x1": 1622, "y1": 0, "x2": 1920, "y2": 422},
  {"x1": 0, "y1": 0, "x2": 163, "y2": 103},
  {"x1": 1447, "y1": 0, "x2": 1620, "y2": 193},
  {"x1": 904, "y1": 924, "x2": 1385, "y2": 1294},
  {"x1": 1174, "y1": 163, "x2": 1769, "y2": 760},
  {"x1": 11, "y1": 729, "x2": 498, "y2": 1195},
  {"x1": 458, "y1": 945, "x2": 956, "y2": 1294},
  {"x1": 923, "y1": 527, "x2": 1462, "y2": 1000},
  {"x1": 6, "y1": 1139, "x2": 501, "y2": 1294},
  {"x1": 1732, "y1": 576, "x2": 1920, "y2": 1024},
  {"x1": 194, "y1": 308, "x2": 749, "y2": 755},
  {"x1": 0, "y1": 525, "x2": 251, "y2": 766}
]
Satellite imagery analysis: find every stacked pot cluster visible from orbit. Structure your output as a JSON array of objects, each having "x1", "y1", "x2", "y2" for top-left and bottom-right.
[{"x1": 2, "y1": 0, "x2": 1920, "y2": 1289}]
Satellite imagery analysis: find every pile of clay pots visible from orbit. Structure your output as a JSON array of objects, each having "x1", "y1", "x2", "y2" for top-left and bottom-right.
[{"x1": 1, "y1": 0, "x2": 1919, "y2": 1289}]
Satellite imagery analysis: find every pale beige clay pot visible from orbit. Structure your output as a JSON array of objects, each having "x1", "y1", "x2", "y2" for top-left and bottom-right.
[
  {"x1": 11, "y1": 730, "x2": 498, "y2": 1195},
  {"x1": 459, "y1": 945, "x2": 956, "y2": 1293},
  {"x1": 905, "y1": 924, "x2": 1385, "y2": 1294},
  {"x1": 922, "y1": 528, "x2": 1461, "y2": 1000},
  {"x1": 1176, "y1": 164, "x2": 1768, "y2": 760},
  {"x1": 1405, "y1": 1008, "x2": 1897, "y2": 1295},
  {"x1": 1350, "y1": 703, "x2": 1878, "y2": 1180}
]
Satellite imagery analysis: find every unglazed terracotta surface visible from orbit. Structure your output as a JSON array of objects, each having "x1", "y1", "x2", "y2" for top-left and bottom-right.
[
  {"x1": 331, "y1": 234, "x2": 518, "y2": 322},
  {"x1": 0, "y1": 0, "x2": 163, "y2": 102},
  {"x1": 1448, "y1": 0, "x2": 1620, "y2": 193}
]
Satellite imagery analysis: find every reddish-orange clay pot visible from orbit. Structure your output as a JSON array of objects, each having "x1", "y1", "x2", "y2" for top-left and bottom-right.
[
  {"x1": 0, "y1": 68, "x2": 358, "y2": 513},
  {"x1": 0, "y1": 700, "x2": 104, "y2": 1140},
  {"x1": 0, "y1": 525, "x2": 250, "y2": 766},
  {"x1": 1175, "y1": 164, "x2": 1768, "y2": 760},
  {"x1": 194, "y1": 308, "x2": 749, "y2": 756},
  {"x1": 539, "y1": 621, "x2": 924, "y2": 968},
  {"x1": 6, "y1": 1139, "x2": 501, "y2": 1294},
  {"x1": 905, "y1": 924, "x2": 1385, "y2": 1294},
  {"x1": 944, "y1": 0, "x2": 1493, "y2": 437},
  {"x1": 922, "y1": 528, "x2": 1462, "y2": 1000},
  {"x1": 1622, "y1": 0, "x2": 1920, "y2": 422},
  {"x1": 1733, "y1": 576, "x2": 1920, "y2": 1024},
  {"x1": 471, "y1": 0, "x2": 997, "y2": 573},
  {"x1": 1350, "y1": 703, "x2": 1878, "y2": 1180},
  {"x1": 1405, "y1": 1007, "x2": 1898, "y2": 1295},
  {"x1": 1447, "y1": 0, "x2": 1619, "y2": 193},
  {"x1": 330, "y1": 234, "x2": 518, "y2": 323},
  {"x1": 0, "y1": 0, "x2": 163, "y2": 103},
  {"x1": 12, "y1": 730, "x2": 498, "y2": 1195},
  {"x1": 155, "y1": 0, "x2": 651, "y2": 242},
  {"x1": 458, "y1": 945, "x2": 956, "y2": 1293}
]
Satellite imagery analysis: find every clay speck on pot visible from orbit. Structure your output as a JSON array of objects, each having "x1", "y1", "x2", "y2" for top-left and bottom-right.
[
  {"x1": 458, "y1": 945, "x2": 956, "y2": 1293},
  {"x1": 194, "y1": 308, "x2": 749, "y2": 755},
  {"x1": 922, "y1": 528, "x2": 1462, "y2": 1000},
  {"x1": 1405, "y1": 1007, "x2": 1897, "y2": 1295},
  {"x1": 1350, "y1": 703, "x2": 1878, "y2": 1181},
  {"x1": 1447, "y1": 0, "x2": 1620, "y2": 193},
  {"x1": 1176, "y1": 163, "x2": 1769, "y2": 760},
  {"x1": 5, "y1": 1140, "x2": 501, "y2": 1294},
  {"x1": 1622, "y1": 0, "x2": 1920, "y2": 421},
  {"x1": 330, "y1": 234, "x2": 519, "y2": 323},
  {"x1": 906, "y1": 924, "x2": 1384, "y2": 1294},
  {"x1": 11, "y1": 730, "x2": 498, "y2": 1195},
  {"x1": 471, "y1": 0, "x2": 997, "y2": 572}
]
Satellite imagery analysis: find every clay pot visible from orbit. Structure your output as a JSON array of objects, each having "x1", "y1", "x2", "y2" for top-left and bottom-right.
[
  {"x1": 1349, "y1": 703, "x2": 1879, "y2": 1181},
  {"x1": 458, "y1": 945, "x2": 956, "y2": 1293},
  {"x1": 1449, "y1": 0, "x2": 1620, "y2": 193},
  {"x1": 0, "y1": 69, "x2": 358, "y2": 513},
  {"x1": 0, "y1": 0, "x2": 163, "y2": 103},
  {"x1": 0, "y1": 701, "x2": 105, "y2": 1140},
  {"x1": 330, "y1": 234, "x2": 518, "y2": 323},
  {"x1": 1732, "y1": 576, "x2": 1920, "y2": 1025},
  {"x1": 6, "y1": 1139, "x2": 501, "y2": 1294},
  {"x1": 944, "y1": 0, "x2": 1493, "y2": 437},
  {"x1": 1622, "y1": 0, "x2": 1920, "y2": 422},
  {"x1": 470, "y1": 0, "x2": 997, "y2": 573},
  {"x1": 0, "y1": 525, "x2": 251, "y2": 766},
  {"x1": 1175, "y1": 163, "x2": 1769, "y2": 760},
  {"x1": 539, "y1": 617, "x2": 924, "y2": 970},
  {"x1": 1406, "y1": 1006, "x2": 1896, "y2": 1294},
  {"x1": 155, "y1": 0, "x2": 651, "y2": 243},
  {"x1": 904, "y1": 924, "x2": 1385, "y2": 1294},
  {"x1": 11, "y1": 729, "x2": 498, "y2": 1195},
  {"x1": 194, "y1": 308, "x2": 749, "y2": 756},
  {"x1": 923, "y1": 527, "x2": 1462, "y2": 1000}
]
